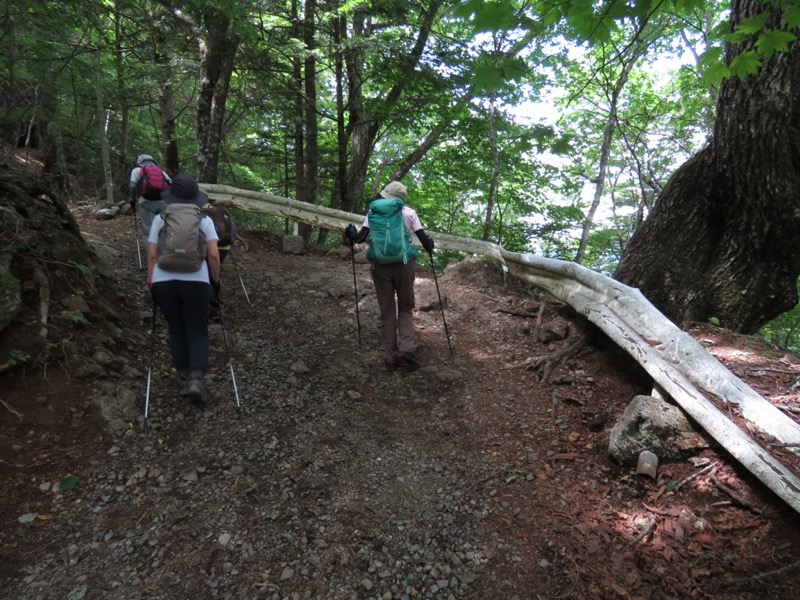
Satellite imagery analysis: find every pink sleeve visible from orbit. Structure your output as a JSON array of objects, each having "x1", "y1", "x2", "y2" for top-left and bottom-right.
[{"x1": 403, "y1": 207, "x2": 423, "y2": 232}]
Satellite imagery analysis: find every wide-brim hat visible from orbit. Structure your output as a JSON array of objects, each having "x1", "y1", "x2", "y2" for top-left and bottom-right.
[
  {"x1": 161, "y1": 174, "x2": 208, "y2": 207},
  {"x1": 379, "y1": 181, "x2": 407, "y2": 201}
]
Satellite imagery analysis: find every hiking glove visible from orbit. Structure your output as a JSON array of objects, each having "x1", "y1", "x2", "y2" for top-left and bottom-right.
[
  {"x1": 211, "y1": 280, "x2": 222, "y2": 297},
  {"x1": 416, "y1": 230, "x2": 435, "y2": 253},
  {"x1": 354, "y1": 226, "x2": 370, "y2": 244},
  {"x1": 345, "y1": 224, "x2": 357, "y2": 242}
]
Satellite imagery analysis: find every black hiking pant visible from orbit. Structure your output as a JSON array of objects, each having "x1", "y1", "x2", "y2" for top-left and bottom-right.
[{"x1": 152, "y1": 280, "x2": 211, "y2": 375}]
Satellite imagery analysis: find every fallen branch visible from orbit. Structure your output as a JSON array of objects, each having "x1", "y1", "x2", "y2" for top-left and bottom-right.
[
  {"x1": 721, "y1": 559, "x2": 800, "y2": 586},
  {"x1": 1, "y1": 398, "x2": 23, "y2": 419},
  {"x1": 708, "y1": 474, "x2": 763, "y2": 514},
  {"x1": 674, "y1": 464, "x2": 715, "y2": 493},
  {"x1": 630, "y1": 519, "x2": 657, "y2": 546}
]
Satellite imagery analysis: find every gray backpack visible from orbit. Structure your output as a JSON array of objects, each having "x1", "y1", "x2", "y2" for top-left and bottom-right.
[{"x1": 157, "y1": 204, "x2": 207, "y2": 272}]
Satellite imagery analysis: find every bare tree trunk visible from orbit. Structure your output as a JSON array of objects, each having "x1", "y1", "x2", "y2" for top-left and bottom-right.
[
  {"x1": 574, "y1": 39, "x2": 647, "y2": 264},
  {"x1": 301, "y1": 0, "x2": 318, "y2": 243},
  {"x1": 615, "y1": 0, "x2": 800, "y2": 333},
  {"x1": 344, "y1": 1, "x2": 442, "y2": 213},
  {"x1": 482, "y1": 91, "x2": 500, "y2": 241},
  {"x1": 195, "y1": 7, "x2": 240, "y2": 183},
  {"x1": 332, "y1": 12, "x2": 346, "y2": 213},
  {"x1": 91, "y1": 52, "x2": 114, "y2": 206}
]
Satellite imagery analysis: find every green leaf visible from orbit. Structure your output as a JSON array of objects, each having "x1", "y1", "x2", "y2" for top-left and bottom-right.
[
  {"x1": 709, "y1": 316, "x2": 721, "y2": 326},
  {"x1": 667, "y1": 480, "x2": 678, "y2": 492},
  {"x1": 14, "y1": 527, "x2": 27, "y2": 538},
  {"x1": 472, "y1": 1, "x2": 519, "y2": 32},
  {"x1": 785, "y1": 4, "x2": 800, "y2": 29},
  {"x1": 755, "y1": 29, "x2": 796, "y2": 58},
  {"x1": 701, "y1": 61, "x2": 730, "y2": 87},
  {"x1": 729, "y1": 51, "x2": 762, "y2": 79},
  {"x1": 736, "y1": 12, "x2": 770, "y2": 35},
  {"x1": 58, "y1": 475, "x2": 80, "y2": 491}
]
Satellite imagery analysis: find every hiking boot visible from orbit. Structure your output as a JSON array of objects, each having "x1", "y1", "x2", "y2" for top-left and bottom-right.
[
  {"x1": 185, "y1": 376, "x2": 208, "y2": 407},
  {"x1": 177, "y1": 370, "x2": 191, "y2": 397},
  {"x1": 396, "y1": 351, "x2": 421, "y2": 370},
  {"x1": 384, "y1": 360, "x2": 398, "y2": 372}
]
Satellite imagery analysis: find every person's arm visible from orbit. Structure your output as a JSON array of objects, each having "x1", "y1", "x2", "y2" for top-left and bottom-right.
[
  {"x1": 206, "y1": 240, "x2": 221, "y2": 284},
  {"x1": 129, "y1": 168, "x2": 140, "y2": 203},
  {"x1": 146, "y1": 215, "x2": 163, "y2": 284}
]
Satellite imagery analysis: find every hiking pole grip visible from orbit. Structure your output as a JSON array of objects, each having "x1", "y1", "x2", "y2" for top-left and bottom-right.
[
  {"x1": 428, "y1": 249, "x2": 453, "y2": 357},
  {"x1": 350, "y1": 240, "x2": 362, "y2": 347}
]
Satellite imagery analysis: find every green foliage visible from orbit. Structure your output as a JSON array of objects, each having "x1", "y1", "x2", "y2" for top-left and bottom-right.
[
  {"x1": 9, "y1": 349, "x2": 28, "y2": 365},
  {"x1": 67, "y1": 313, "x2": 91, "y2": 327},
  {"x1": 58, "y1": 475, "x2": 80, "y2": 491}
]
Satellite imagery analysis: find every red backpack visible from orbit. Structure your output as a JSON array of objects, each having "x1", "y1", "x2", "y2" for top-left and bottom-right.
[{"x1": 137, "y1": 165, "x2": 169, "y2": 200}]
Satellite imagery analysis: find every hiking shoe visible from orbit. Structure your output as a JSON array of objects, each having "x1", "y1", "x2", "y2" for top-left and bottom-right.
[
  {"x1": 186, "y1": 377, "x2": 208, "y2": 407},
  {"x1": 396, "y1": 351, "x2": 422, "y2": 370},
  {"x1": 384, "y1": 360, "x2": 398, "y2": 372}
]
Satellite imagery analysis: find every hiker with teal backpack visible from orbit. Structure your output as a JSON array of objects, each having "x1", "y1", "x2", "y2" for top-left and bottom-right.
[
  {"x1": 147, "y1": 174, "x2": 221, "y2": 406},
  {"x1": 129, "y1": 153, "x2": 171, "y2": 251},
  {"x1": 345, "y1": 181, "x2": 434, "y2": 371}
]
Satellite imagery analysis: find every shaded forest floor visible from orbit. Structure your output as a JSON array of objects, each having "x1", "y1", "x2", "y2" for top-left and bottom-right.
[{"x1": 1, "y1": 176, "x2": 800, "y2": 598}]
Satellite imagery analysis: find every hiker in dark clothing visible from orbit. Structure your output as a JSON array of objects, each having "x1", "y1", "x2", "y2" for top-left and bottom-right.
[
  {"x1": 147, "y1": 174, "x2": 220, "y2": 405},
  {"x1": 129, "y1": 153, "x2": 171, "y2": 249},
  {"x1": 345, "y1": 181, "x2": 434, "y2": 370}
]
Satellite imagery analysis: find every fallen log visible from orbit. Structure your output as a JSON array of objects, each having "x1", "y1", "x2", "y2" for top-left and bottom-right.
[{"x1": 201, "y1": 183, "x2": 800, "y2": 514}]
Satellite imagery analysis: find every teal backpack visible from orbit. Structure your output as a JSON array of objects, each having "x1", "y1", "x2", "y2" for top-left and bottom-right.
[{"x1": 365, "y1": 198, "x2": 418, "y2": 264}]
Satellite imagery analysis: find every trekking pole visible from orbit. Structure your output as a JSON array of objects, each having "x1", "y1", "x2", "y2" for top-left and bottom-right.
[
  {"x1": 349, "y1": 240, "x2": 362, "y2": 347},
  {"x1": 143, "y1": 295, "x2": 157, "y2": 427},
  {"x1": 227, "y1": 249, "x2": 251, "y2": 305},
  {"x1": 427, "y1": 249, "x2": 453, "y2": 357},
  {"x1": 132, "y1": 209, "x2": 143, "y2": 269},
  {"x1": 216, "y1": 299, "x2": 242, "y2": 415}
]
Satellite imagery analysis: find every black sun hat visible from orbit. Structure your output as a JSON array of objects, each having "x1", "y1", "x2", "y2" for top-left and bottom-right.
[{"x1": 161, "y1": 174, "x2": 208, "y2": 207}]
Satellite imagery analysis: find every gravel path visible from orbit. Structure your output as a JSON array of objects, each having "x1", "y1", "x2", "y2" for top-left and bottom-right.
[{"x1": 7, "y1": 220, "x2": 515, "y2": 600}]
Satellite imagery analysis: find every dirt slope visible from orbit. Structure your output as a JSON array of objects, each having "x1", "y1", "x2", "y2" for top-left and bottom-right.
[{"x1": 1, "y1": 198, "x2": 800, "y2": 599}]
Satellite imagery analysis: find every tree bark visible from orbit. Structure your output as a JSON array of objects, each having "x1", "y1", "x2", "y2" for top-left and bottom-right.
[
  {"x1": 195, "y1": 7, "x2": 240, "y2": 184},
  {"x1": 614, "y1": 0, "x2": 800, "y2": 333}
]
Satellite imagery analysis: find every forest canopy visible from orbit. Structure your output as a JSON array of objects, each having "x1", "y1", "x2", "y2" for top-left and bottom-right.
[{"x1": 3, "y1": 0, "x2": 800, "y2": 340}]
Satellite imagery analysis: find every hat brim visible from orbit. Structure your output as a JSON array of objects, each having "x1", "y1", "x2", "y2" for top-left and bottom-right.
[{"x1": 162, "y1": 189, "x2": 208, "y2": 208}]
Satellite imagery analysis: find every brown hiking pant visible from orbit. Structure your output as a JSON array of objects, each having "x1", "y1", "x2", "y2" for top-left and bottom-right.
[{"x1": 371, "y1": 260, "x2": 416, "y2": 362}]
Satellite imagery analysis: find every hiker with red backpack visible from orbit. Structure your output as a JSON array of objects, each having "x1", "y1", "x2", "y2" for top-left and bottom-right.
[
  {"x1": 345, "y1": 181, "x2": 434, "y2": 371},
  {"x1": 147, "y1": 174, "x2": 221, "y2": 406},
  {"x1": 129, "y1": 153, "x2": 171, "y2": 249}
]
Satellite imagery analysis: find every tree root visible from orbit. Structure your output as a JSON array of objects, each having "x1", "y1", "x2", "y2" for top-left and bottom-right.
[{"x1": 34, "y1": 265, "x2": 50, "y2": 339}]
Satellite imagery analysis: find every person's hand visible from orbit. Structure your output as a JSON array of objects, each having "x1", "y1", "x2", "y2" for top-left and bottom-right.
[
  {"x1": 211, "y1": 279, "x2": 222, "y2": 297},
  {"x1": 423, "y1": 237, "x2": 435, "y2": 253},
  {"x1": 147, "y1": 278, "x2": 155, "y2": 297},
  {"x1": 130, "y1": 199, "x2": 137, "y2": 212},
  {"x1": 345, "y1": 224, "x2": 357, "y2": 242}
]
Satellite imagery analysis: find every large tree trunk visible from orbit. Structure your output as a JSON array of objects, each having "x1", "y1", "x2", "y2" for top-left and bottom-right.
[
  {"x1": 196, "y1": 7, "x2": 239, "y2": 184},
  {"x1": 614, "y1": 0, "x2": 800, "y2": 333}
]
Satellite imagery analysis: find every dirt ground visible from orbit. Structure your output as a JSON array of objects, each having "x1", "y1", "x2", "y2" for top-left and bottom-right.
[{"x1": 1, "y1": 189, "x2": 800, "y2": 599}]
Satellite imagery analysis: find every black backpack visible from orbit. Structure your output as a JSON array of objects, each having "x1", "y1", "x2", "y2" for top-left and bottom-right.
[{"x1": 203, "y1": 204, "x2": 237, "y2": 247}]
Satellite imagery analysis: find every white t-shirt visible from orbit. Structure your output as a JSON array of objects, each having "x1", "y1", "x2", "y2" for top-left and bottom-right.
[
  {"x1": 362, "y1": 205, "x2": 423, "y2": 233},
  {"x1": 148, "y1": 213, "x2": 219, "y2": 283}
]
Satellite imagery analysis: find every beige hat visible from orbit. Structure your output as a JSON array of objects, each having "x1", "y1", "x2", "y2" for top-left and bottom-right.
[{"x1": 379, "y1": 181, "x2": 407, "y2": 201}]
